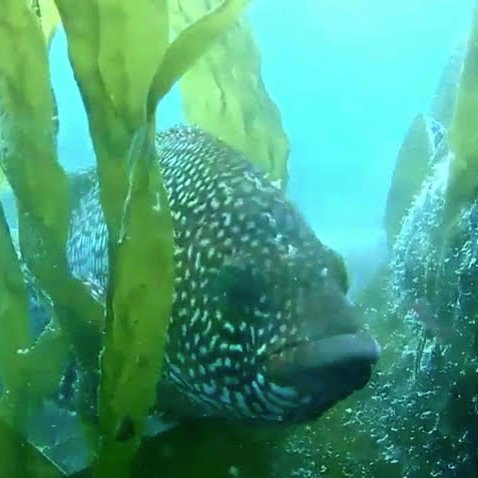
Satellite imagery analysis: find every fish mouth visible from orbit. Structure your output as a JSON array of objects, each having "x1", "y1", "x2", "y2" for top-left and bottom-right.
[
  {"x1": 263, "y1": 333, "x2": 380, "y2": 419},
  {"x1": 266, "y1": 332, "x2": 380, "y2": 372}
]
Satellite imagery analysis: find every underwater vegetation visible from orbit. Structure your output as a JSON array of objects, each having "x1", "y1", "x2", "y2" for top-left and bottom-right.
[
  {"x1": 0, "y1": 1, "x2": 379, "y2": 477},
  {"x1": 168, "y1": 0, "x2": 289, "y2": 189},
  {"x1": 2, "y1": 0, "x2": 477, "y2": 477},
  {"x1": 384, "y1": 113, "x2": 437, "y2": 249},
  {"x1": 442, "y1": 5, "x2": 478, "y2": 239}
]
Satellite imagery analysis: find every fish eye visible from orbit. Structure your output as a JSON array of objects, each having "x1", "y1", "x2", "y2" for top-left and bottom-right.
[
  {"x1": 210, "y1": 259, "x2": 264, "y2": 310},
  {"x1": 216, "y1": 262, "x2": 263, "y2": 308}
]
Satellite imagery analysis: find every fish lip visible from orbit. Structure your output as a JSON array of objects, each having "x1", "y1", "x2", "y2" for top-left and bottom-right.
[{"x1": 264, "y1": 332, "x2": 381, "y2": 373}]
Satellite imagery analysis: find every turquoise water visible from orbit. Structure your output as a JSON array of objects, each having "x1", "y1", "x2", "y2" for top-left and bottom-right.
[{"x1": 49, "y1": 0, "x2": 475, "y2": 292}]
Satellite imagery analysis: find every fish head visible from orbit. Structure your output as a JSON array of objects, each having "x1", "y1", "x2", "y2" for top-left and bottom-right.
[
  {"x1": 214, "y1": 249, "x2": 378, "y2": 423},
  {"x1": 164, "y1": 197, "x2": 380, "y2": 425}
]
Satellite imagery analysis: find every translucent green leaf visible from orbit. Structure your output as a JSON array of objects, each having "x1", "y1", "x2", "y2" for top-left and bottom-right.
[
  {"x1": 443, "y1": 5, "x2": 478, "y2": 232},
  {"x1": 55, "y1": 1, "x2": 250, "y2": 473},
  {"x1": 0, "y1": 0, "x2": 102, "y2": 380},
  {"x1": 384, "y1": 113, "x2": 433, "y2": 247},
  {"x1": 54, "y1": 0, "x2": 130, "y2": 240},
  {"x1": 0, "y1": 418, "x2": 65, "y2": 478},
  {"x1": 29, "y1": 0, "x2": 61, "y2": 45},
  {"x1": 149, "y1": 0, "x2": 250, "y2": 115},
  {"x1": 0, "y1": 205, "x2": 30, "y2": 395},
  {"x1": 170, "y1": 0, "x2": 289, "y2": 188},
  {"x1": 54, "y1": 2, "x2": 175, "y2": 474},
  {"x1": 94, "y1": 129, "x2": 174, "y2": 477},
  {"x1": 97, "y1": 0, "x2": 169, "y2": 129}
]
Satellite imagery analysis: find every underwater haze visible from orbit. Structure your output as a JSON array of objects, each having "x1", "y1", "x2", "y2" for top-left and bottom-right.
[
  {"x1": 49, "y1": 0, "x2": 475, "y2": 295},
  {"x1": 2, "y1": 0, "x2": 478, "y2": 477}
]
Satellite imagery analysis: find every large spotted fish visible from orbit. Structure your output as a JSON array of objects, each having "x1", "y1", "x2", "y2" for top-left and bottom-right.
[{"x1": 36, "y1": 126, "x2": 380, "y2": 429}]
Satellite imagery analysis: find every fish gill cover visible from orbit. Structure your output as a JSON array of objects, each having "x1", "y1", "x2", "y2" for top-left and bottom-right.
[{"x1": 0, "y1": 0, "x2": 381, "y2": 477}]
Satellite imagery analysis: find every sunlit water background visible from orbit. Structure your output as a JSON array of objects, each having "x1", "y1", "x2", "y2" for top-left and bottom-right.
[{"x1": 34, "y1": 0, "x2": 473, "y2": 297}]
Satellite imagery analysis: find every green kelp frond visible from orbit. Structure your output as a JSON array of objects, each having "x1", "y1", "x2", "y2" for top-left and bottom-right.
[
  {"x1": 0, "y1": 169, "x2": 69, "y2": 478},
  {"x1": 0, "y1": 0, "x2": 61, "y2": 194},
  {"x1": 29, "y1": 0, "x2": 61, "y2": 45},
  {"x1": 0, "y1": 418, "x2": 65, "y2": 478},
  {"x1": 54, "y1": 1, "x2": 172, "y2": 473},
  {"x1": 0, "y1": 205, "x2": 31, "y2": 409},
  {"x1": 54, "y1": 1, "x2": 249, "y2": 475},
  {"x1": 0, "y1": 3, "x2": 104, "y2": 474},
  {"x1": 169, "y1": 0, "x2": 290, "y2": 189},
  {"x1": 384, "y1": 113, "x2": 433, "y2": 248},
  {"x1": 149, "y1": 0, "x2": 250, "y2": 111},
  {"x1": 0, "y1": 0, "x2": 102, "y2": 378},
  {"x1": 96, "y1": 0, "x2": 170, "y2": 132},
  {"x1": 442, "y1": 5, "x2": 478, "y2": 236}
]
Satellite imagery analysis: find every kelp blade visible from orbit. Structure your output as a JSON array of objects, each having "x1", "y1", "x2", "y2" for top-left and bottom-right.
[
  {"x1": 384, "y1": 113, "x2": 433, "y2": 248},
  {"x1": 149, "y1": 0, "x2": 249, "y2": 114},
  {"x1": 0, "y1": 2, "x2": 107, "y2": 475},
  {"x1": 0, "y1": 418, "x2": 66, "y2": 478},
  {"x1": 54, "y1": 0, "x2": 131, "y2": 240},
  {"x1": 53, "y1": 1, "x2": 174, "y2": 475},
  {"x1": 0, "y1": 218, "x2": 69, "y2": 405},
  {"x1": 443, "y1": 5, "x2": 478, "y2": 233},
  {"x1": 56, "y1": 0, "x2": 251, "y2": 474},
  {"x1": 0, "y1": 0, "x2": 103, "y2": 375},
  {"x1": 29, "y1": 0, "x2": 61, "y2": 45},
  {"x1": 97, "y1": 0, "x2": 169, "y2": 131},
  {"x1": 0, "y1": 205, "x2": 31, "y2": 398},
  {"x1": 94, "y1": 131, "x2": 175, "y2": 476},
  {"x1": 169, "y1": 0, "x2": 289, "y2": 188}
]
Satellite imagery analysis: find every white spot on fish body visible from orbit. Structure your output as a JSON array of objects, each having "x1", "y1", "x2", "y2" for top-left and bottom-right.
[
  {"x1": 251, "y1": 381, "x2": 283, "y2": 414},
  {"x1": 257, "y1": 343, "x2": 266, "y2": 355},
  {"x1": 234, "y1": 392, "x2": 252, "y2": 416},
  {"x1": 223, "y1": 213, "x2": 232, "y2": 227},
  {"x1": 229, "y1": 344, "x2": 244, "y2": 353},
  {"x1": 269, "y1": 382, "x2": 299, "y2": 399},
  {"x1": 190, "y1": 309, "x2": 201, "y2": 325},
  {"x1": 220, "y1": 388, "x2": 232, "y2": 404},
  {"x1": 202, "y1": 382, "x2": 216, "y2": 395}
]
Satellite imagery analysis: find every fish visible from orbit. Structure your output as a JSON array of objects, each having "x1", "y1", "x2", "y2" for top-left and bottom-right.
[{"x1": 33, "y1": 126, "x2": 380, "y2": 426}]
